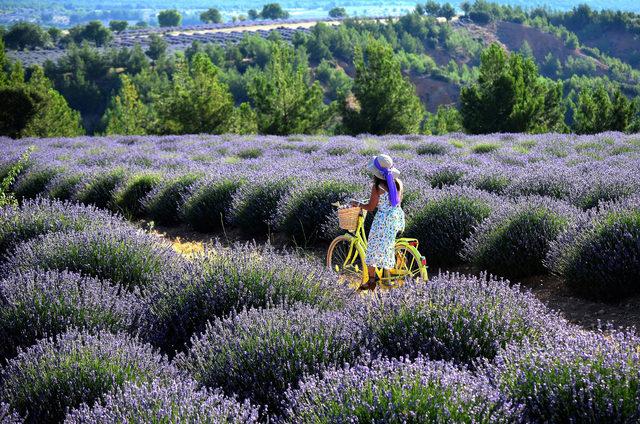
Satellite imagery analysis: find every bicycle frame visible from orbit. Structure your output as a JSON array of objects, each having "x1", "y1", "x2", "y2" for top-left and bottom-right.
[
  {"x1": 338, "y1": 209, "x2": 427, "y2": 283},
  {"x1": 339, "y1": 211, "x2": 369, "y2": 281}
]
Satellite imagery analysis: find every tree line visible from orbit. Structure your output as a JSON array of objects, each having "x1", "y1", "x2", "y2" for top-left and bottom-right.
[
  {"x1": 2, "y1": 37, "x2": 637, "y2": 138},
  {"x1": 2, "y1": 2, "x2": 640, "y2": 138}
]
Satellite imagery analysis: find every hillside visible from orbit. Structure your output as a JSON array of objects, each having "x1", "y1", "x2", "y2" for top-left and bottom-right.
[{"x1": 402, "y1": 19, "x2": 614, "y2": 111}]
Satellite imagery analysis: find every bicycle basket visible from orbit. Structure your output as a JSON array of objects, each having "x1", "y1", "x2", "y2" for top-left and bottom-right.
[{"x1": 338, "y1": 207, "x2": 361, "y2": 232}]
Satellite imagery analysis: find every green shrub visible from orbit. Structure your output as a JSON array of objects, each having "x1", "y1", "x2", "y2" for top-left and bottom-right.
[
  {"x1": 144, "y1": 173, "x2": 202, "y2": 225},
  {"x1": 115, "y1": 172, "x2": 162, "y2": 218},
  {"x1": 547, "y1": 200, "x2": 640, "y2": 301},
  {"x1": 76, "y1": 168, "x2": 128, "y2": 210},
  {"x1": 405, "y1": 188, "x2": 496, "y2": 266},
  {"x1": 471, "y1": 142, "x2": 500, "y2": 154},
  {"x1": 237, "y1": 148, "x2": 263, "y2": 159},
  {"x1": 278, "y1": 181, "x2": 358, "y2": 245},
  {"x1": 13, "y1": 167, "x2": 62, "y2": 200},
  {"x1": 416, "y1": 142, "x2": 450, "y2": 155},
  {"x1": 182, "y1": 178, "x2": 243, "y2": 232}
]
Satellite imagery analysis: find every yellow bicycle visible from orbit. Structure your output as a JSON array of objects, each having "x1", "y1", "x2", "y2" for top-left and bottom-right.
[{"x1": 327, "y1": 202, "x2": 428, "y2": 286}]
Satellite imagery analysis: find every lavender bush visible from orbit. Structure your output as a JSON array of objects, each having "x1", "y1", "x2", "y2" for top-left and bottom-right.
[
  {"x1": 546, "y1": 196, "x2": 640, "y2": 300},
  {"x1": 404, "y1": 187, "x2": 499, "y2": 266},
  {"x1": 65, "y1": 378, "x2": 259, "y2": 424},
  {"x1": 0, "y1": 403, "x2": 22, "y2": 424},
  {"x1": 278, "y1": 180, "x2": 358, "y2": 245},
  {"x1": 426, "y1": 164, "x2": 467, "y2": 189},
  {"x1": 0, "y1": 198, "x2": 125, "y2": 256},
  {"x1": 113, "y1": 172, "x2": 162, "y2": 218},
  {"x1": 143, "y1": 173, "x2": 202, "y2": 225},
  {"x1": 2, "y1": 226, "x2": 184, "y2": 292},
  {"x1": 488, "y1": 328, "x2": 640, "y2": 423},
  {"x1": 2, "y1": 133, "x2": 639, "y2": 302},
  {"x1": 0, "y1": 330, "x2": 181, "y2": 423},
  {"x1": 231, "y1": 178, "x2": 291, "y2": 236},
  {"x1": 361, "y1": 274, "x2": 564, "y2": 365},
  {"x1": 0, "y1": 269, "x2": 142, "y2": 361},
  {"x1": 144, "y1": 244, "x2": 352, "y2": 354},
  {"x1": 176, "y1": 305, "x2": 365, "y2": 414},
  {"x1": 571, "y1": 169, "x2": 638, "y2": 210},
  {"x1": 75, "y1": 168, "x2": 128, "y2": 210},
  {"x1": 505, "y1": 167, "x2": 577, "y2": 200},
  {"x1": 13, "y1": 167, "x2": 63, "y2": 200},
  {"x1": 182, "y1": 178, "x2": 243, "y2": 232},
  {"x1": 46, "y1": 173, "x2": 85, "y2": 201},
  {"x1": 461, "y1": 196, "x2": 581, "y2": 278},
  {"x1": 284, "y1": 356, "x2": 521, "y2": 423},
  {"x1": 416, "y1": 140, "x2": 451, "y2": 155}
]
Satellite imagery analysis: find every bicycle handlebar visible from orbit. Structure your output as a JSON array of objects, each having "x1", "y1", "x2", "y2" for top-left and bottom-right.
[{"x1": 332, "y1": 198, "x2": 368, "y2": 208}]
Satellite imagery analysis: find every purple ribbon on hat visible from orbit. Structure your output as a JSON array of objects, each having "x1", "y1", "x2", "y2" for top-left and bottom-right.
[{"x1": 374, "y1": 157, "x2": 400, "y2": 207}]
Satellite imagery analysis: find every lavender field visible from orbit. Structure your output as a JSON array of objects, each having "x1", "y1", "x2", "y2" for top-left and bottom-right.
[{"x1": 1, "y1": 132, "x2": 640, "y2": 422}]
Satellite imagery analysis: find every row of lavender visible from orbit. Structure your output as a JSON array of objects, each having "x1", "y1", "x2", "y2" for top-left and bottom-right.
[
  {"x1": 9, "y1": 27, "x2": 311, "y2": 67},
  {"x1": 2, "y1": 132, "x2": 639, "y2": 300},
  {"x1": 0, "y1": 197, "x2": 639, "y2": 422}
]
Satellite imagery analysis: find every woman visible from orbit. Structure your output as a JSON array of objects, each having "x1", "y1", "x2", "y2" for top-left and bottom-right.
[{"x1": 352, "y1": 154, "x2": 405, "y2": 290}]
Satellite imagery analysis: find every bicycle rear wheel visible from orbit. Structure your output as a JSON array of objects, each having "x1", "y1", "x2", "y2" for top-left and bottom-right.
[
  {"x1": 393, "y1": 244, "x2": 428, "y2": 281},
  {"x1": 327, "y1": 235, "x2": 367, "y2": 287}
]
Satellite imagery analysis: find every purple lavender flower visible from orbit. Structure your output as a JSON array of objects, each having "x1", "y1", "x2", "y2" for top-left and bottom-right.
[
  {"x1": 143, "y1": 243, "x2": 352, "y2": 354},
  {"x1": 284, "y1": 355, "x2": 522, "y2": 423},
  {"x1": 181, "y1": 176, "x2": 244, "y2": 232},
  {"x1": 0, "y1": 269, "x2": 143, "y2": 361},
  {"x1": 546, "y1": 195, "x2": 640, "y2": 300},
  {"x1": 404, "y1": 186, "x2": 502, "y2": 266},
  {"x1": 1, "y1": 226, "x2": 185, "y2": 292},
  {"x1": 0, "y1": 329, "x2": 182, "y2": 423},
  {"x1": 487, "y1": 327, "x2": 640, "y2": 423},
  {"x1": 0, "y1": 403, "x2": 22, "y2": 424},
  {"x1": 0, "y1": 198, "x2": 125, "y2": 256},
  {"x1": 461, "y1": 195, "x2": 582, "y2": 278},
  {"x1": 360, "y1": 273, "x2": 566, "y2": 365},
  {"x1": 176, "y1": 304, "x2": 365, "y2": 415},
  {"x1": 64, "y1": 378, "x2": 259, "y2": 423}
]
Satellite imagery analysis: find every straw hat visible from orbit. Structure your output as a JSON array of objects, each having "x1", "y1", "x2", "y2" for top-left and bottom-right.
[{"x1": 367, "y1": 154, "x2": 400, "y2": 180}]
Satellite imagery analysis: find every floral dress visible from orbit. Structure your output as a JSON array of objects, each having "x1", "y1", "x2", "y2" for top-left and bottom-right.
[{"x1": 365, "y1": 191, "x2": 405, "y2": 270}]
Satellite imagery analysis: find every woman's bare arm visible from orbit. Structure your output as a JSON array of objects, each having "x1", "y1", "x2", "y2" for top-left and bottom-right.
[{"x1": 353, "y1": 185, "x2": 379, "y2": 212}]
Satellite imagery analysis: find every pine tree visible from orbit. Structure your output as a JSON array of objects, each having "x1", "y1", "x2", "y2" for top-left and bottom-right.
[
  {"x1": 146, "y1": 34, "x2": 167, "y2": 61},
  {"x1": 460, "y1": 43, "x2": 564, "y2": 134},
  {"x1": 104, "y1": 74, "x2": 148, "y2": 135},
  {"x1": 0, "y1": 60, "x2": 83, "y2": 138},
  {"x1": 342, "y1": 38, "x2": 424, "y2": 135},
  {"x1": 610, "y1": 89, "x2": 633, "y2": 132},
  {"x1": 0, "y1": 37, "x2": 7, "y2": 85},
  {"x1": 21, "y1": 67, "x2": 84, "y2": 137},
  {"x1": 156, "y1": 53, "x2": 235, "y2": 134},
  {"x1": 226, "y1": 103, "x2": 258, "y2": 135},
  {"x1": 423, "y1": 105, "x2": 463, "y2": 135},
  {"x1": 572, "y1": 89, "x2": 599, "y2": 134},
  {"x1": 249, "y1": 43, "x2": 331, "y2": 135},
  {"x1": 572, "y1": 85, "x2": 635, "y2": 134}
]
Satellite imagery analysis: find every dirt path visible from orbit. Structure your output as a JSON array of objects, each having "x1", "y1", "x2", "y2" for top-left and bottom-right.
[{"x1": 154, "y1": 224, "x2": 640, "y2": 332}]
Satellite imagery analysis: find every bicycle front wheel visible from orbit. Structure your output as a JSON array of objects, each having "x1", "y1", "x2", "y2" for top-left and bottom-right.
[{"x1": 327, "y1": 235, "x2": 367, "y2": 286}]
